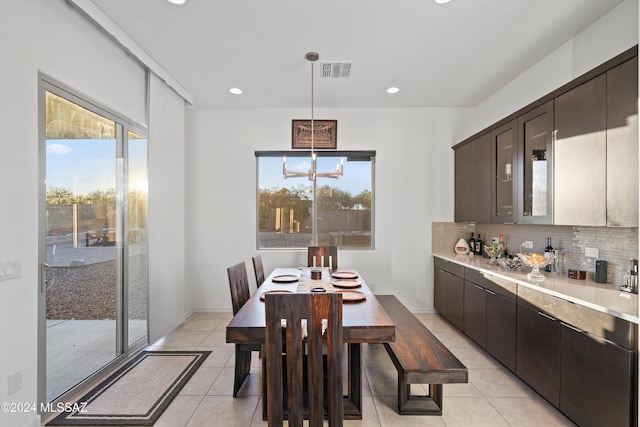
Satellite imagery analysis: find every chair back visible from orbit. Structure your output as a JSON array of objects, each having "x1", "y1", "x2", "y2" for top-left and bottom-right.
[
  {"x1": 227, "y1": 262, "x2": 250, "y2": 315},
  {"x1": 265, "y1": 292, "x2": 343, "y2": 427},
  {"x1": 252, "y1": 253, "x2": 266, "y2": 287},
  {"x1": 307, "y1": 246, "x2": 338, "y2": 269}
]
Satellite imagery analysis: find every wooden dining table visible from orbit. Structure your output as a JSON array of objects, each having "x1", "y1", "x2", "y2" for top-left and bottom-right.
[{"x1": 226, "y1": 267, "x2": 396, "y2": 420}]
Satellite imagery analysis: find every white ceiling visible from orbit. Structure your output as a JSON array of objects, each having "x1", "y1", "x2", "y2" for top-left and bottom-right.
[{"x1": 91, "y1": 0, "x2": 625, "y2": 109}]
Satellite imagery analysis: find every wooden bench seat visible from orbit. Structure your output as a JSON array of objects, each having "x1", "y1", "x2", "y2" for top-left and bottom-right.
[{"x1": 376, "y1": 295, "x2": 468, "y2": 415}]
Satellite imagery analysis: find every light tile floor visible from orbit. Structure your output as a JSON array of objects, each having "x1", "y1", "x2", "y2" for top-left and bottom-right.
[{"x1": 146, "y1": 311, "x2": 576, "y2": 427}]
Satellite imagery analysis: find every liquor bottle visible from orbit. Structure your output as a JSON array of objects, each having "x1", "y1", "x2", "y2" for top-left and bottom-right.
[
  {"x1": 469, "y1": 232, "x2": 476, "y2": 255},
  {"x1": 475, "y1": 234, "x2": 483, "y2": 257},
  {"x1": 544, "y1": 237, "x2": 554, "y2": 272},
  {"x1": 498, "y1": 233, "x2": 506, "y2": 256}
]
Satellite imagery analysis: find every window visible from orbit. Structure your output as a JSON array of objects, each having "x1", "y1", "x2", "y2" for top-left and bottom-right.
[{"x1": 256, "y1": 151, "x2": 375, "y2": 249}]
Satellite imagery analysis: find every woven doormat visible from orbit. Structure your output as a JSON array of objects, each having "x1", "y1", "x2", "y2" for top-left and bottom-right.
[{"x1": 47, "y1": 350, "x2": 210, "y2": 426}]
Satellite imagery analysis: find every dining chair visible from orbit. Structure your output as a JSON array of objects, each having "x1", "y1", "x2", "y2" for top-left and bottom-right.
[
  {"x1": 252, "y1": 253, "x2": 265, "y2": 287},
  {"x1": 307, "y1": 245, "x2": 338, "y2": 269},
  {"x1": 264, "y1": 292, "x2": 343, "y2": 427},
  {"x1": 227, "y1": 261, "x2": 261, "y2": 397}
]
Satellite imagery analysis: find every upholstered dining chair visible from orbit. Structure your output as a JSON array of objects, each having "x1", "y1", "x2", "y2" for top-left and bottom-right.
[
  {"x1": 227, "y1": 261, "x2": 261, "y2": 397},
  {"x1": 264, "y1": 292, "x2": 344, "y2": 427},
  {"x1": 307, "y1": 245, "x2": 338, "y2": 269},
  {"x1": 252, "y1": 253, "x2": 265, "y2": 287}
]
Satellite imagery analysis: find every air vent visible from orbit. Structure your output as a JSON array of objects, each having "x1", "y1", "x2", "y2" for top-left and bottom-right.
[{"x1": 321, "y1": 61, "x2": 352, "y2": 78}]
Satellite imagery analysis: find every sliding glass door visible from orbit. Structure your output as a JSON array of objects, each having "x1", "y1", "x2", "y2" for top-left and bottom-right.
[{"x1": 40, "y1": 82, "x2": 148, "y2": 404}]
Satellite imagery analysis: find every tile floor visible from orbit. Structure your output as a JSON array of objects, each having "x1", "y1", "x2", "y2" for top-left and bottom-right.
[{"x1": 145, "y1": 311, "x2": 575, "y2": 427}]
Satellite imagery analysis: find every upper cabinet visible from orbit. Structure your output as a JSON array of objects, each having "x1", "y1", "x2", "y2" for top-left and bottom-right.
[
  {"x1": 555, "y1": 57, "x2": 638, "y2": 227},
  {"x1": 455, "y1": 133, "x2": 492, "y2": 223},
  {"x1": 454, "y1": 47, "x2": 637, "y2": 226},
  {"x1": 554, "y1": 76, "x2": 607, "y2": 226},
  {"x1": 517, "y1": 102, "x2": 554, "y2": 224},
  {"x1": 490, "y1": 120, "x2": 517, "y2": 224},
  {"x1": 606, "y1": 57, "x2": 638, "y2": 227}
]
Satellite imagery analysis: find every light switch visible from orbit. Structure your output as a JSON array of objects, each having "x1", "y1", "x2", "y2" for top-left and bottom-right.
[
  {"x1": 0, "y1": 259, "x2": 22, "y2": 281},
  {"x1": 585, "y1": 247, "x2": 599, "y2": 258}
]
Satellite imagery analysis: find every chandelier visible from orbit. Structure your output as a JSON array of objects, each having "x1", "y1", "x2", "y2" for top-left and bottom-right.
[{"x1": 282, "y1": 52, "x2": 344, "y2": 181}]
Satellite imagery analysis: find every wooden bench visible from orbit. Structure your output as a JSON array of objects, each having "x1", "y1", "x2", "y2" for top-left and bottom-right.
[{"x1": 376, "y1": 295, "x2": 468, "y2": 415}]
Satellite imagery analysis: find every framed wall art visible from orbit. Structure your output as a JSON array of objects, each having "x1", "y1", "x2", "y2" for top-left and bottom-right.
[{"x1": 292, "y1": 119, "x2": 337, "y2": 149}]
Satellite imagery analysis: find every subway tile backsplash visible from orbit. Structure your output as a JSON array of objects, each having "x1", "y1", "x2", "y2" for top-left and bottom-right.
[{"x1": 432, "y1": 222, "x2": 638, "y2": 287}]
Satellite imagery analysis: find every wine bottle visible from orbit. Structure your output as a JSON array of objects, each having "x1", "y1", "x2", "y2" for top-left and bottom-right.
[
  {"x1": 469, "y1": 232, "x2": 476, "y2": 255},
  {"x1": 475, "y1": 234, "x2": 483, "y2": 257},
  {"x1": 544, "y1": 237, "x2": 554, "y2": 272},
  {"x1": 498, "y1": 233, "x2": 506, "y2": 256}
]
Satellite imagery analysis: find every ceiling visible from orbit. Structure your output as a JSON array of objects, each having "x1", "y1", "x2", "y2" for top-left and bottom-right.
[{"x1": 90, "y1": 0, "x2": 626, "y2": 109}]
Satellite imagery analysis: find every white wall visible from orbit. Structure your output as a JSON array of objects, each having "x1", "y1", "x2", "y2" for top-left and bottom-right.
[
  {"x1": 0, "y1": 1, "x2": 188, "y2": 426},
  {"x1": 185, "y1": 107, "x2": 458, "y2": 313},
  {"x1": 456, "y1": 0, "x2": 639, "y2": 142}
]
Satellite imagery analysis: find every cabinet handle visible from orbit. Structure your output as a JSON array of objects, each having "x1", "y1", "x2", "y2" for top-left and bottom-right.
[
  {"x1": 560, "y1": 322, "x2": 583, "y2": 333},
  {"x1": 474, "y1": 284, "x2": 484, "y2": 290},
  {"x1": 537, "y1": 311, "x2": 556, "y2": 321},
  {"x1": 485, "y1": 289, "x2": 496, "y2": 295}
]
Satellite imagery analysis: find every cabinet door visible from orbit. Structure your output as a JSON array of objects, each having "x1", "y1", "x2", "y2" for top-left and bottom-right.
[
  {"x1": 447, "y1": 274, "x2": 464, "y2": 330},
  {"x1": 607, "y1": 57, "x2": 638, "y2": 227},
  {"x1": 463, "y1": 281, "x2": 486, "y2": 348},
  {"x1": 554, "y1": 75, "x2": 607, "y2": 226},
  {"x1": 560, "y1": 323, "x2": 633, "y2": 427},
  {"x1": 491, "y1": 120, "x2": 517, "y2": 223},
  {"x1": 434, "y1": 268, "x2": 448, "y2": 317},
  {"x1": 516, "y1": 303, "x2": 561, "y2": 407},
  {"x1": 517, "y1": 101, "x2": 554, "y2": 224},
  {"x1": 486, "y1": 291, "x2": 516, "y2": 372},
  {"x1": 455, "y1": 133, "x2": 492, "y2": 223},
  {"x1": 455, "y1": 142, "x2": 473, "y2": 222}
]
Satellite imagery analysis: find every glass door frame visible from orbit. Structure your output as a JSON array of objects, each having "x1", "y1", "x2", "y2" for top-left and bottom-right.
[{"x1": 37, "y1": 74, "x2": 149, "y2": 411}]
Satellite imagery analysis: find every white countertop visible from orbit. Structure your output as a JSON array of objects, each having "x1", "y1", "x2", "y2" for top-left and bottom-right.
[{"x1": 433, "y1": 252, "x2": 640, "y2": 325}]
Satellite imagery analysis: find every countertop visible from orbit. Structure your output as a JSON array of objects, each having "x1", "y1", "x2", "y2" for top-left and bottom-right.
[{"x1": 433, "y1": 252, "x2": 639, "y2": 325}]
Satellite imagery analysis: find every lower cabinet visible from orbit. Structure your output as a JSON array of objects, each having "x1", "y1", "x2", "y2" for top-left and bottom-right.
[
  {"x1": 463, "y1": 281, "x2": 486, "y2": 348},
  {"x1": 434, "y1": 258, "x2": 464, "y2": 330},
  {"x1": 560, "y1": 323, "x2": 634, "y2": 427},
  {"x1": 433, "y1": 257, "x2": 637, "y2": 426},
  {"x1": 485, "y1": 291, "x2": 516, "y2": 372},
  {"x1": 516, "y1": 302, "x2": 561, "y2": 407}
]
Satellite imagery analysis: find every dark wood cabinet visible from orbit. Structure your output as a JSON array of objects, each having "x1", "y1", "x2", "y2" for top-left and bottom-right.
[
  {"x1": 455, "y1": 133, "x2": 491, "y2": 223},
  {"x1": 463, "y1": 281, "x2": 486, "y2": 348},
  {"x1": 606, "y1": 57, "x2": 638, "y2": 227},
  {"x1": 516, "y1": 302, "x2": 561, "y2": 407},
  {"x1": 554, "y1": 74, "x2": 607, "y2": 226},
  {"x1": 516, "y1": 101, "x2": 554, "y2": 224},
  {"x1": 560, "y1": 323, "x2": 634, "y2": 427},
  {"x1": 433, "y1": 258, "x2": 465, "y2": 330},
  {"x1": 485, "y1": 291, "x2": 516, "y2": 372},
  {"x1": 490, "y1": 120, "x2": 517, "y2": 224},
  {"x1": 464, "y1": 268, "x2": 517, "y2": 372}
]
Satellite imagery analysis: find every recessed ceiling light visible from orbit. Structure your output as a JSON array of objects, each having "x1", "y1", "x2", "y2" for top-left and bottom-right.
[
  {"x1": 229, "y1": 88, "x2": 242, "y2": 95},
  {"x1": 434, "y1": 0, "x2": 452, "y2": 4},
  {"x1": 386, "y1": 87, "x2": 400, "y2": 94},
  {"x1": 167, "y1": 0, "x2": 186, "y2": 4}
]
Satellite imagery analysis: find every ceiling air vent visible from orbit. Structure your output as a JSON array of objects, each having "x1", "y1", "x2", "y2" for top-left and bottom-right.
[{"x1": 321, "y1": 61, "x2": 352, "y2": 78}]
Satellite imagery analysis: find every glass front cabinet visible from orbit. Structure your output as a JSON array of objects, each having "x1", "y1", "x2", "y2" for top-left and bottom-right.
[
  {"x1": 516, "y1": 101, "x2": 554, "y2": 224},
  {"x1": 491, "y1": 120, "x2": 517, "y2": 223}
]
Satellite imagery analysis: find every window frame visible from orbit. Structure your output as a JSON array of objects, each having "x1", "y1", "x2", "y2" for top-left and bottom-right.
[{"x1": 255, "y1": 150, "x2": 376, "y2": 250}]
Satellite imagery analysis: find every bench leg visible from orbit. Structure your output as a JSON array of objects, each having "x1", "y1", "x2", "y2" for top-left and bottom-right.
[{"x1": 397, "y1": 377, "x2": 443, "y2": 415}]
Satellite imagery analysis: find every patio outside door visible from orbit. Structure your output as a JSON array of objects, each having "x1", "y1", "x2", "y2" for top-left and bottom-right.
[{"x1": 40, "y1": 85, "x2": 148, "y2": 404}]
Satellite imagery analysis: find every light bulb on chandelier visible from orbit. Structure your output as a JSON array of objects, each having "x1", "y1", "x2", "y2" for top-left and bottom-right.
[{"x1": 282, "y1": 52, "x2": 344, "y2": 181}]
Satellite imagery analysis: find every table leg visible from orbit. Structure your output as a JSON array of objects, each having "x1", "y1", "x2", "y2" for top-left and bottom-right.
[{"x1": 343, "y1": 343, "x2": 362, "y2": 419}]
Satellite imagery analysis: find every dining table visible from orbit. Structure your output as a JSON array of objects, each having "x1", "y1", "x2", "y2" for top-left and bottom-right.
[{"x1": 225, "y1": 266, "x2": 396, "y2": 420}]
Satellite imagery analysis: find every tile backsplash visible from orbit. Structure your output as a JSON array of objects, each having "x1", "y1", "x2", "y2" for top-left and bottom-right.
[{"x1": 432, "y1": 222, "x2": 638, "y2": 287}]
